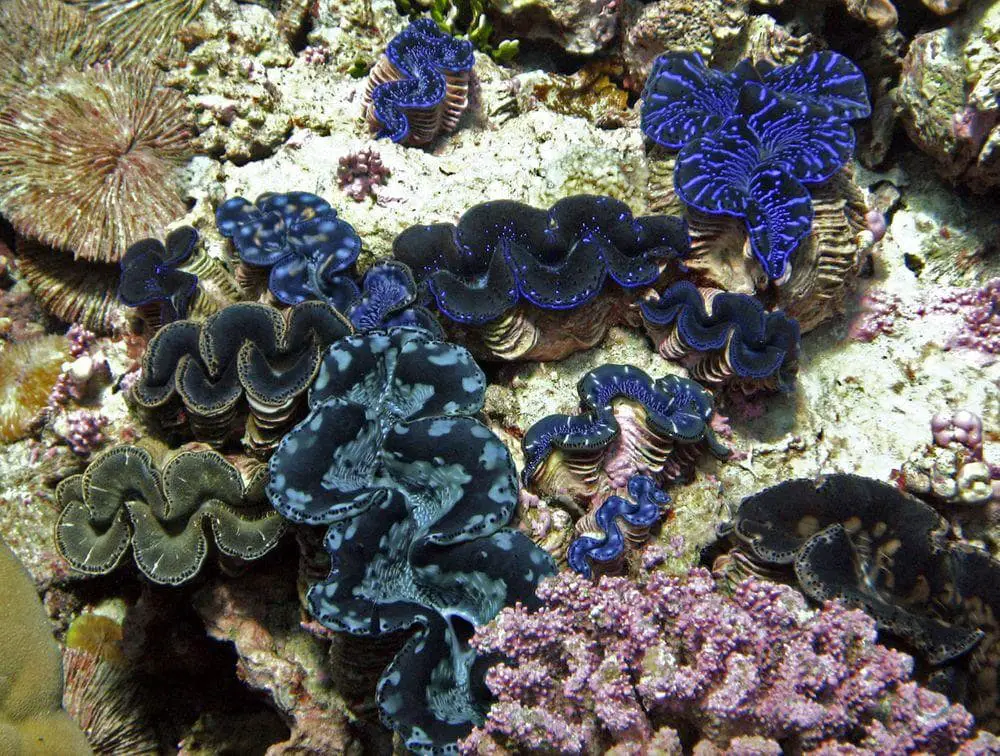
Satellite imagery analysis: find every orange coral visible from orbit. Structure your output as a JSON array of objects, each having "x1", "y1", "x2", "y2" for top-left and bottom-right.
[{"x1": 0, "y1": 334, "x2": 71, "y2": 442}]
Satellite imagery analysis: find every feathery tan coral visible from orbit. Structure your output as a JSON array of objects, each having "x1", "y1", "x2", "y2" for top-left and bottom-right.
[{"x1": 0, "y1": 65, "x2": 193, "y2": 263}]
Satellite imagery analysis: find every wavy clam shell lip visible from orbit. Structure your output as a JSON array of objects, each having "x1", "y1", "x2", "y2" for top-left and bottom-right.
[
  {"x1": 267, "y1": 328, "x2": 554, "y2": 752},
  {"x1": 393, "y1": 195, "x2": 688, "y2": 360},
  {"x1": 132, "y1": 301, "x2": 351, "y2": 450},
  {"x1": 54, "y1": 444, "x2": 284, "y2": 585},
  {"x1": 521, "y1": 364, "x2": 730, "y2": 515},
  {"x1": 723, "y1": 473, "x2": 993, "y2": 665},
  {"x1": 642, "y1": 50, "x2": 870, "y2": 281},
  {"x1": 641, "y1": 280, "x2": 801, "y2": 393},
  {"x1": 215, "y1": 192, "x2": 362, "y2": 307},
  {"x1": 363, "y1": 18, "x2": 475, "y2": 147}
]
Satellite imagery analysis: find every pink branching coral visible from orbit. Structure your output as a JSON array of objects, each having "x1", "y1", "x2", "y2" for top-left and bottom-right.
[
  {"x1": 60, "y1": 410, "x2": 108, "y2": 456},
  {"x1": 461, "y1": 552, "x2": 994, "y2": 754},
  {"x1": 336, "y1": 147, "x2": 389, "y2": 202}
]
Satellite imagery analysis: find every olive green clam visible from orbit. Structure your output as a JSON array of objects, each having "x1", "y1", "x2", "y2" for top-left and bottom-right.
[{"x1": 55, "y1": 445, "x2": 285, "y2": 585}]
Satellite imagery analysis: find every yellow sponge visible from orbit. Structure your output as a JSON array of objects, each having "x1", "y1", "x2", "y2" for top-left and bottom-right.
[{"x1": 0, "y1": 540, "x2": 91, "y2": 755}]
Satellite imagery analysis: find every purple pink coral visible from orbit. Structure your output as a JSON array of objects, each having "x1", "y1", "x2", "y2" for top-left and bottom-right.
[
  {"x1": 336, "y1": 147, "x2": 390, "y2": 202},
  {"x1": 461, "y1": 552, "x2": 994, "y2": 754}
]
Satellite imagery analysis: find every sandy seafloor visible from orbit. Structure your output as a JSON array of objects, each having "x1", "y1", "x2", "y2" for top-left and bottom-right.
[{"x1": 1, "y1": 0, "x2": 999, "y2": 753}]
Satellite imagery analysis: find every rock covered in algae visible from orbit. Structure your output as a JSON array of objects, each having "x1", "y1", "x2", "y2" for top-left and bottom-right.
[
  {"x1": 621, "y1": 0, "x2": 749, "y2": 87},
  {"x1": 159, "y1": 1, "x2": 295, "y2": 163},
  {"x1": 895, "y1": 2, "x2": 1000, "y2": 192}
]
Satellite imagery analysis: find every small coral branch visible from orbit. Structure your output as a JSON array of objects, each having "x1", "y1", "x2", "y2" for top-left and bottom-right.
[{"x1": 336, "y1": 147, "x2": 390, "y2": 202}]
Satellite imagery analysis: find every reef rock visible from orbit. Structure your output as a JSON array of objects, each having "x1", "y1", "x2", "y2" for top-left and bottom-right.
[
  {"x1": 621, "y1": 0, "x2": 749, "y2": 87},
  {"x1": 490, "y1": 0, "x2": 619, "y2": 57},
  {"x1": 895, "y1": 3, "x2": 1000, "y2": 192}
]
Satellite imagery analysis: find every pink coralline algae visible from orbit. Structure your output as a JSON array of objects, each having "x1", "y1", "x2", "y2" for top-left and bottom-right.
[
  {"x1": 850, "y1": 280, "x2": 1000, "y2": 357},
  {"x1": 936, "y1": 278, "x2": 1000, "y2": 354},
  {"x1": 848, "y1": 288, "x2": 904, "y2": 342},
  {"x1": 932, "y1": 409, "x2": 984, "y2": 455},
  {"x1": 336, "y1": 147, "x2": 389, "y2": 202},
  {"x1": 460, "y1": 555, "x2": 995, "y2": 754}
]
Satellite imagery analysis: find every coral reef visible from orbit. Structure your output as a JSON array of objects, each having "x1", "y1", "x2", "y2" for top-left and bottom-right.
[
  {"x1": 895, "y1": 3, "x2": 1000, "y2": 191},
  {"x1": 0, "y1": 334, "x2": 73, "y2": 443},
  {"x1": 65, "y1": 0, "x2": 209, "y2": 61},
  {"x1": 56, "y1": 410, "x2": 109, "y2": 458},
  {"x1": 525, "y1": 61, "x2": 632, "y2": 128},
  {"x1": 118, "y1": 226, "x2": 200, "y2": 331},
  {"x1": 0, "y1": 0, "x2": 105, "y2": 105},
  {"x1": 621, "y1": 0, "x2": 748, "y2": 89},
  {"x1": 849, "y1": 278, "x2": 1000, "y2": 358},
  {"x1": 192, "y1": 569, "x2": 356, "y2": 754},
  {"x1": 364, "y1": 18, "x2": 474, "y2": 146},
  {"x1": 132, "y1": 300, "x2": 351, "y2": 450},
  {"x1": 55, "y1": 444, "x2": 285, "y2": 585},
  {"x1": 158, "y1": 0, "x2": 296, "y2": 163},
  {"x1": 641, "y1": 280, "x2": 801, "y2": 392},
  {"x1": 488, "y1": 0, "x2": 619, "y2": 57},
  {"x1": 216, "y1": 192, "x2": 361, "y2": 309},
  {"x1": 0, "y1": 65, "x2": 193, "y2": 263},
  {"x1": 268, "y1": 327, "x2": 555, "y2": 752},
  {"x1": 462, "y1": 558, "x2": 993, "y2": 753},
  {"x1": 898, "y1": 409, "x2": 999, "y2": 508},
  {"x1": 0, "y1": 540, "x2": 91, "y2": 754},
  {"x1": 13, "y1": 239, "x2": 123, "y2": 334}
]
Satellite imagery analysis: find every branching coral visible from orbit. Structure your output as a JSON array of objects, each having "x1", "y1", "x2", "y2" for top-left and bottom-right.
[
  {"x1": 364, "y1": 18, "x2": 475, "y2": 146},
  {"x1": 132, "y1": 300, "x2": 351, "y2": 450},
  {"x1": 0, "y1": 65, "x2": 192, "y2": 264},
  {"x1": 460, "y1": 561, "x2": 994, "y2": 753},
  {"x1": 336, "y1": 147, "x2": 390, "y2": 202},
  {"x1": 641, "y1": 280, "x2": 801, "y2": 392},
  {"x1": 216, "y1": 192, "x2": 361, "y2": 309},
  {"x1": 55, "y1": 444, "x2": 286, "y2": 585},
  {"x1": 641, "y1": 51, "x2": 870, "y2": 281},
  {"x1": 268, "y1": 327, "x2": 555, "y2": 753}
]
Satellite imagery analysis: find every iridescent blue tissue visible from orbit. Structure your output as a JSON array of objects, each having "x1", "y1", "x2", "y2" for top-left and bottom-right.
[{"x1": 216, "y1": 191, "x2": 361, "y2": 308}]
